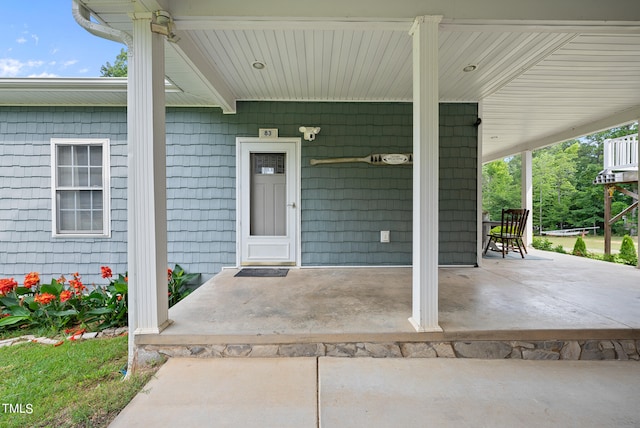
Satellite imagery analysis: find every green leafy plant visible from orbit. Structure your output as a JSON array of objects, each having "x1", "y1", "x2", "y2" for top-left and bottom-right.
[
  {"x1": 532, "y1": 237, "x2": 553, "y2": 251},
  {"x1": 94, "y1": 266, "x2": 129, "y2": 330},
  {"x1": 490, "y1": 225, "x2": 518, "y2": 235},
  {"x1": 572, "y1": 236, "x2": 588, "y2": 257},
  {"x1": 618, "y1": 235, "x2": 638, "y2": 266},
  {"x1": 553, "y1": 245, "x2": 567, "y2": 254},
  {"x1": 168, "y1": 264, "x2": 200, "y2": 308}
]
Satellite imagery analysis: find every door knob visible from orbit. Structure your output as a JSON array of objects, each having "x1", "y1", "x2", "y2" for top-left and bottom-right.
[{"x1": 287, "y1": 202, "x2": 296, "y2": 208}]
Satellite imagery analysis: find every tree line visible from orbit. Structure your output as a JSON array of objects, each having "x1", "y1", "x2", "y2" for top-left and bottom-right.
[{"x1": 482, "y1": 123, "x2": 638, "y2": 236}]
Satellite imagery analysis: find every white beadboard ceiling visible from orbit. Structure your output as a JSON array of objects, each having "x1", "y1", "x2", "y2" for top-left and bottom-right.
[{"x1": 3, "y1": 0, "x2": 640, "y2": 162}]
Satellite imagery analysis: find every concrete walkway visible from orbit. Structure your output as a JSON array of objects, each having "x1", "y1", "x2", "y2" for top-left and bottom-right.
[{"x1": 110, "y1": 358, "x2": 640, "y2": 427}]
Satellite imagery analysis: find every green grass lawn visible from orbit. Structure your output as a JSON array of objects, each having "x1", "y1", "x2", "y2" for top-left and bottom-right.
[
  {"x1": 0, "y1": 335, "x2": 159, "y2": 428},
  {"x1": 540, "y1": 235, "x2": 637, "y2": 254}
]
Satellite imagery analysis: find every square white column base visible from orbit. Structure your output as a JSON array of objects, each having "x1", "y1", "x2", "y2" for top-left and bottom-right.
[{"x1": 408, "y1": 317, "x2": 443, "y2": 333}]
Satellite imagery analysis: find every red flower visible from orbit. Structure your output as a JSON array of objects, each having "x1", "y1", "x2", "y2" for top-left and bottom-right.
[
  {"x1": 57, "y1": 275, "x2": 66, "y2": 285},
  {"x1": 24, "y1": 272, "x2": 40, "y2": 288},
  {"x1": 167, "y1": 268, "x2": 173, "y2": 281},
  {"x1": 60, "y1": 290, "x2": 73, "y2": 302},
  {"x1": 34, "y1": 293, "x2": 56, "y2": 305},
  {"x1": 101, "y1": 266, "x2": 113, "y2": 279},
  {"x1": 0, "y1": 278, "x2": 18, "y2": 295},
  {"x1": 117, "y1": 294, "x2": 123, "y2": 301},
  {"x1": 69, "y1": 274, "x2": 86, "y2": 293}
]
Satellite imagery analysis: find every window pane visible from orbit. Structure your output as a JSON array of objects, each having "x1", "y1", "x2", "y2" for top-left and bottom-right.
[
  {"x1": 93, "y1": 191, "x2": 103, "y2": 210},
  {"x1": 59, "y1": 191, "x2": 76, "y2": 210},
  {"x1": 58, "y1": 166, "x2": 73, "y2": 186},
  {"x1": 58, "y1": 146, "x2": 72, "y2": 165},
  {"x1": 75, "y1": 146, "x2": 89, "y2": 166},
  {"x1": 76, "y1": 167, "x2": 89, "y2": 186},
  {"x1": 59, "y1": 210, "x2": 76, "y2": 231},
  {"x1": 90, "y1": 146, "x2": 102, "y2": 166},
  {"x1": 89, "y1": 166, "x2": 102, "y2": 187},
  {"x1": 92, "y1": 211, "x2": 103, "y2": 230},
  {"x1": 78, "y1": 191, "x2": 92, "y2": 209},
  {"x1": 252, "y1": 153, "x2": 286, "y2": 174},
  {"x1": 78, "y1": 211, "x2": 92, "y2": 231}
]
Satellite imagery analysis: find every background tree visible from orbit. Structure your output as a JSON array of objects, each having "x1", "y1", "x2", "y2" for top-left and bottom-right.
[
  {"x1": 482, "y1": 122, "x2": 638, "y2": 236},
  {"x1": 482, "y1": 158, "x2": 520, "y2": 220},
  {"x1": 533, "y1": 142, "x2": 579, "y2": 231},
  {"x1": 100, "y1": 48, "x2": 128, "y2": 77},
  {"x1": 568, "y1": 140, "x2": 603, "y2": 229}
]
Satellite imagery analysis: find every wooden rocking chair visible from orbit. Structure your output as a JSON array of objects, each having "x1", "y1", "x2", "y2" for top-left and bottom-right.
[{"x1": 484, "y1": 208, "x2": 529, "y2": 258}]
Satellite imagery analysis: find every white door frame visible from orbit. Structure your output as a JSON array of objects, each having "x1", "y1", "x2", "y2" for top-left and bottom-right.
[{"x1": 236, "y1": 137, "x2": 301, "y2": 266}]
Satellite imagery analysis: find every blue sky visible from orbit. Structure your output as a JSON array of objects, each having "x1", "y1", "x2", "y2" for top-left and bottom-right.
[{"x1": 0, "y1": 1, "x2": 124, "y2": 77}]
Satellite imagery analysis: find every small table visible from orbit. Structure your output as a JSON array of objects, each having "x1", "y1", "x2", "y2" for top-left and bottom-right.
[{"x1": 482, "y1": 220, "x2": 501, "y2": 252}]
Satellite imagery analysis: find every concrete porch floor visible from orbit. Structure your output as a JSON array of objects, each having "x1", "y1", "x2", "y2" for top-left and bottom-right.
[{"x1": 138, "y1": 249, "x2": 640, "y2": 348}]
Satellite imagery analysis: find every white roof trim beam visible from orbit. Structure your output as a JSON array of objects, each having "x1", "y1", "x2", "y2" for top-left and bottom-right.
[
  {"x1": 484, "y1": 105, "x2": 640, "y2": 163},
  {"x1": 170, "y1": 34, "x2": 238, "y2": 113}
]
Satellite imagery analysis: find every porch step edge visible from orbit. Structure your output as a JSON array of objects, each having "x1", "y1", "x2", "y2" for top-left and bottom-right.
[
  {"x1": 135, "y1": 329, "x2": 640, "y2": 346},
  {"x1": 135, "y1": 337, "x2": 640, "y2": 366}
]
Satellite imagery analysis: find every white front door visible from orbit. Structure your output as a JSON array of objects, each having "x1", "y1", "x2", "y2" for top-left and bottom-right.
[{"x1": 237, "y1": 137, "x2": 299, "y2": 266}]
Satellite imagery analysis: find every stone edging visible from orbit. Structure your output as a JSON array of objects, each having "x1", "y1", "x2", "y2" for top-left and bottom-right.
[
  {"x1": 137, "y1": 339, "x2": 640, "y2": 364},
  {"x1": 0, "y1": 327, "x2": 129, "y2": 348}
]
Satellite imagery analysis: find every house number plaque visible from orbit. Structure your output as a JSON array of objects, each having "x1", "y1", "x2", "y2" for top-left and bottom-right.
[{"x1": 259, "y1": 128, "x2": 279, "y2": 138}]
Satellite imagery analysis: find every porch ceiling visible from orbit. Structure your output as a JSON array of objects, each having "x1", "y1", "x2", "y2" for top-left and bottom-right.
[{"x1": 12, "y1": 0, "x2": 640, "y2": 161}]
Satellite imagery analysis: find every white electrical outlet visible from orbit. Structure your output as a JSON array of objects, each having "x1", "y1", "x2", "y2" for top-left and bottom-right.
[{"x1": 380, "y1": 230, "x2": 390, "y2": 243}]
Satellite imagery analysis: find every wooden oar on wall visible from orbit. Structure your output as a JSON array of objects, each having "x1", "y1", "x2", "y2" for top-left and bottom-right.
[{"x1": 310, "y1": 153, "x2": 413, "y2": 166}]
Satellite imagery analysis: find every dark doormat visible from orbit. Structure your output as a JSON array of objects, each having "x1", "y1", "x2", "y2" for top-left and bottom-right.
[{"x1": 234, "y1": 268, "x2": 289, "y2": 277}]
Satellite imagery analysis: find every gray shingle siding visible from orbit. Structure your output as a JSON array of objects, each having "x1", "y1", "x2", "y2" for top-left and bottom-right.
[
  {"x1": 300, "y1": 102, "x2": 413, "y2": 266},
  {"x1": 165, "y1": 108, "x2": 237, "y2": 278},
  {"x1": 0, "y1": 101, "x2": 477, "y2": 284},
  {"x1": 439, "y1": 103, "x2": 478, "y2": 265},
  {"x1": 0, "y1": 107, "x2": 128, "y2": 286}
]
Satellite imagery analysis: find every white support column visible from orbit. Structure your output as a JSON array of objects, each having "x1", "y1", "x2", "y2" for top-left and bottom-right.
[
  {"x1": 477, "y1": 101, "x2": 485, "y2": 266},
  {"x1": 521, "y1": 150, "x2": 533, "y2": 246},
  {"x1": 127, "y1": 13, "x2": 169, "y2": 339},
  {"x1": 409, "y1": 16, "x2": 442, "y2": 332}
]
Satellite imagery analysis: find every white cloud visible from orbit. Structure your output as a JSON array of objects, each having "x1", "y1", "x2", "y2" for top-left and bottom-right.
[
  {"x1": 31, "y1": 34, "x2": 39, "y2": 45},
  {"x1": 62, "y1": 60, "x2": 78, "y2": 67},
  {"x1": 78, "y1": 68, "x2": 90, "y2": 74},
  {"x1": 0, "y1": 58, "x2": 45, "y2": 77},
  {"x1": 0, "y1": 58, "x2": 23, "y2": 77},
  {"x1": 28, "y1": 72, "x2": 58, "y2": 78},
  {"x1": 16, "y1": 37, "x2": 27, "y2": 44},
  {"x1": 51, "y1": 48, "x2": 59, "y2": 55}
]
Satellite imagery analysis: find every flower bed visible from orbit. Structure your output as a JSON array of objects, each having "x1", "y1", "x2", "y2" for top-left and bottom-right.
[{"x1": 0, "y1": 265, "x2": 199, "y2": 334}]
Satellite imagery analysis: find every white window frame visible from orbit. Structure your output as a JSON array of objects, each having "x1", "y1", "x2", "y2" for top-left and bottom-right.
[{"x1": 51, "y1": 138, "x2": 111, "y2": 238}]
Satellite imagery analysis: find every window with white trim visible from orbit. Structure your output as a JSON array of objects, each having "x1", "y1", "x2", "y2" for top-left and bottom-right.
[{"x1": 51, "y1": 138, "x2": 110, "y2": 237}]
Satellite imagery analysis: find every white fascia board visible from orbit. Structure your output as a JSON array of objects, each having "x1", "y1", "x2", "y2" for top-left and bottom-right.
[{"x1": 0, "y1": 77, "x2": 180, "y2": 93}]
